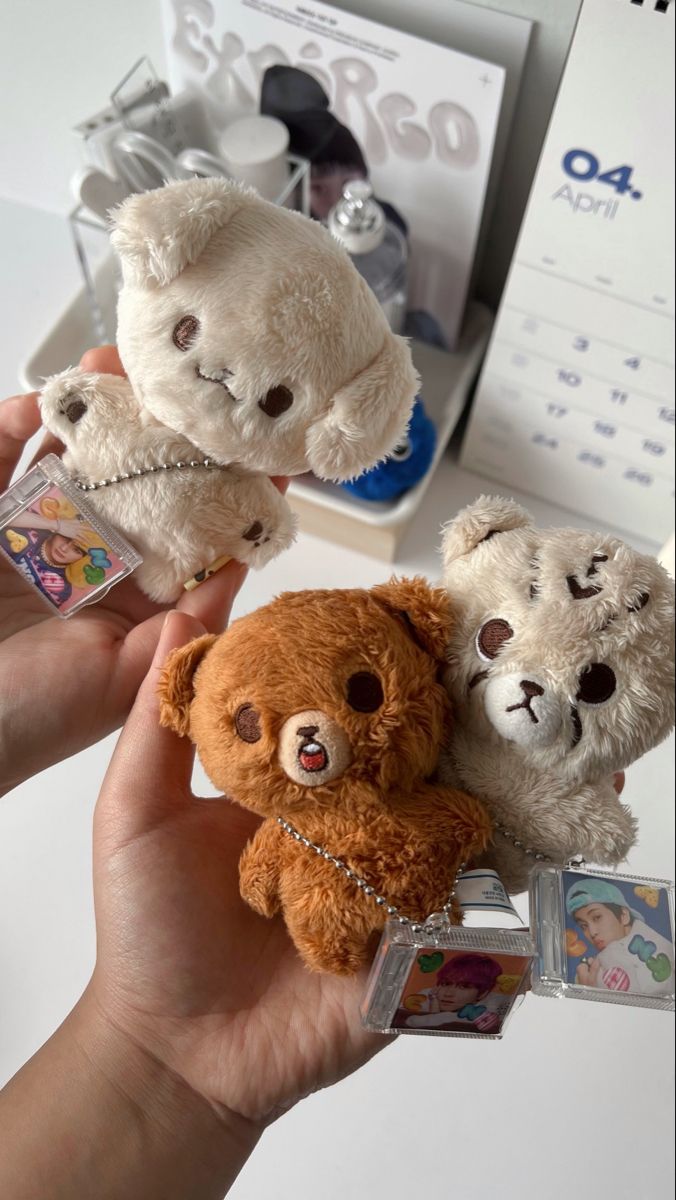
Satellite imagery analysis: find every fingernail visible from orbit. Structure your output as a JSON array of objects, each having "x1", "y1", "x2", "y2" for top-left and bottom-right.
[
  {"x1": 153, "y1": 611, "x2": 206, "y2": 667},
  {"x1": 158, "y1": 610, "x2": 181, "y2": 645},
  {"x1": 153, "y1": 612, "x2": 179, "y2": 664}
]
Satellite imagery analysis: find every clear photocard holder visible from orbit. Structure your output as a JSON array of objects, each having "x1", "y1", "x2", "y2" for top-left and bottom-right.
[
  {"x1": 0, "y1": 454, "x2": 142, "y2": 617},
  {"x1": 530, "y1": 862, "x2": 675, "y2": 1012},
  {"x1": 362, "y1": 871, "x2": 535, "y2": 1039}
]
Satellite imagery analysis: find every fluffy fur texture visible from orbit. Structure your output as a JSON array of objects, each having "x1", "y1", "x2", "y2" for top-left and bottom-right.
[
  {"x1": 111, "y1": 178, "x2": 418, "y2": 480},
  {"x1": 439, "y1": 496, "x2": 676, "y2": 894},
  {"x1": 158, "y1": 578, "x2": 491, "y2": 975},
  {"x1": 39, "y1": 369, "x2": 295, "y2": 602}
]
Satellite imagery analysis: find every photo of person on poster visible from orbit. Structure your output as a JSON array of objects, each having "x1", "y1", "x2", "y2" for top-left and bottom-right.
[
  {"x1": 0, "y1": 505, "x2": 113, "y2": 613},
  {"x1": 565, "y1": 874, "x2": 675, "y2": 998}
]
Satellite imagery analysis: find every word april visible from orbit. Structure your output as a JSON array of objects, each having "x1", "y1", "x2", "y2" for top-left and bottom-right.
[{"x1": 552, "y1": 184, "x2": 619, "y2": 219}]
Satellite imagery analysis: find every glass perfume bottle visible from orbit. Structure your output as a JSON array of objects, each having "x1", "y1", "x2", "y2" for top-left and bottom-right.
[{"x1": 328, "y1": 180, "x2": 408, "y2": 334}]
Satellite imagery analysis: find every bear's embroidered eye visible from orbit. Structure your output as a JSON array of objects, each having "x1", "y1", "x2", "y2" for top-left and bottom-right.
[
  {"x1": 476, "y1": 619, "x2": 514, "y2": 662},
  {"x1": 529, "y1": 556, "x2": 540, "y2": 600},
  {"x1": 346, "y1": 671, "x2": 384, "y2": 713},
  {"x1": 234, "y1": 703, "x2": 262, "y2": 743},
  {"x1": 390, "y1": 437, "x2": 412, "y2": 462},
  {"x1": 61, "y1": 394, "x2": 87, "y2": 425},
  {"x1": 258, "y1": 385, "x2": 294, "y2": 418},
  {"x1": 576, "y1": 663, "x2": 616, "y2": 705},
  {"x1": 172, "y1": 315, "x2": 200, "y2": 351}
]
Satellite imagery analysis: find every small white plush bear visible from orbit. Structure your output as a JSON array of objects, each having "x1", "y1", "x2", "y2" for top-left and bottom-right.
[
  {"x1": 439, "y1": 496, "x2": 675, "y2": 895},
  {"x1": 40, "y1": 177, "x2": 417, "y2": 600},
  {"x1": 39, "y1": 370, "x2": 295, "y2": 601}
]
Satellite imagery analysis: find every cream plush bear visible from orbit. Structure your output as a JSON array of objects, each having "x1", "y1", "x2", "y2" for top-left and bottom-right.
[
  {"x1": 439, "y1": 496, "x2": 675, "y2": 895},
  {"x1": 39, "y1": 370, "x2": 295, "y2": 602},
  {"x1": 39, "y1": 178, "x2": 417, "y2": 600}
]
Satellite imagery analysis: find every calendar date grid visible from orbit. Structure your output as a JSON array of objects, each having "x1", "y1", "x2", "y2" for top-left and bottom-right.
[
  {"x1": 505, "y1": 305, "x2": 674, "y2": 372},
  {"x1": 495, "y1": 337, "x2": 672, "y2": 408},
  {"x1": 487, "y1": 372, "x2": 675, "y2": 453},
  {"x1": 477, "y1": 386, "x2": 674, "y2": 490}
]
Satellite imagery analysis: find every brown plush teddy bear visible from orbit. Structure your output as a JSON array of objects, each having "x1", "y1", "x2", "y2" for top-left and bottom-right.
[{"x1": 158, "y1": 578, "x2": 491, "y2": 975}]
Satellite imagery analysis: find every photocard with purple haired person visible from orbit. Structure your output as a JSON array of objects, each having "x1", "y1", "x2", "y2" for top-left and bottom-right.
[{"x1": 391, "y1": 948, "x2": 531, "y2": 1035}]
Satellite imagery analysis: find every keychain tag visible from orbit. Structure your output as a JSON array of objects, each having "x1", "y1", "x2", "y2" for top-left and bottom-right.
[
  {"x1": 530, "y1": 862, "x2": 675, "y2": 1011},
  {"x1": 361, "y1": 873, "x2": 534, "y2": 1039},
  {"x1": 0, "y1": 455, "x2": 142, "y2": 617}
]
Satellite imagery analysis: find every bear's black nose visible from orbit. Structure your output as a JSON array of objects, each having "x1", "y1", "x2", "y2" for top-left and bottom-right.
[
  {"x1": 297, "y1": 725, "x2": 319, "y2": 738},
  {"x1": 259, "y1": 385, "x2": 293, "y2": 418},
  {"x1": 520, "y1": 680, "x2": 544, "y2": 699}
]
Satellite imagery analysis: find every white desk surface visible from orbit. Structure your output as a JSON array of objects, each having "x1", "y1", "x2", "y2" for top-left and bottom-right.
[{"x1": 0, "y1": 200, "x2": 673, "y2": 1200}]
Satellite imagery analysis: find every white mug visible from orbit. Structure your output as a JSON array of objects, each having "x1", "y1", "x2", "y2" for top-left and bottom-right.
[{"x1": 218, "y1": 115, "x2": 290, "y2": 203}]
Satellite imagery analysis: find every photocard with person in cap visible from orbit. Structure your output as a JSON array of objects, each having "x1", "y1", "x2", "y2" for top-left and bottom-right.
[{"x1": 564, "y1": 871, "x2": 675, "y2": 999}]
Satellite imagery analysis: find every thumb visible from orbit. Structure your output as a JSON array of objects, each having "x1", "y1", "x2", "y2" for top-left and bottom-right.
[{"x1": 96, "y1": 611, "x2": 207, "y2": 844}]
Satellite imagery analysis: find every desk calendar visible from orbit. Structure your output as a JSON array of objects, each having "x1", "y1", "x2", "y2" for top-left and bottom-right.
[{"x1": 462, "y1": 0, "x2": 674, "y2": 544}]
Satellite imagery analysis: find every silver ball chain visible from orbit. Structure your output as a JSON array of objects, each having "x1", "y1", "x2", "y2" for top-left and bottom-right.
[
  {"x1": 492, "y1": 820, "x2": 553, "y2": 864},
  {"x1": 74, "y1": 458, "x2": 224, "y2": 492},
  {"x1": 276, "y1": 816, "x2": 466, "y2": 933},
  {"x1": 491, "y1": 821, "x2": 587, "y2": 869}
]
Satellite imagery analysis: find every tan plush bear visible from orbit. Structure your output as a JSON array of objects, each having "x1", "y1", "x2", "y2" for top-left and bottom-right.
[
  {"x1": 158, "y1": 578, "x2": 491, "y2": 975},
  {"x1": 439, "y1": 496, "x2": 676, "y2": 895},
  {"x1": 39, "y1": 179, "x2": 417, "y2": 601}
]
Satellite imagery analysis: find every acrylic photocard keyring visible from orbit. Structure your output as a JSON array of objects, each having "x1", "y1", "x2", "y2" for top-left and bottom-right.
[
  {"x1": 361, "y1": 871, "x2": 535, "y2": 1039},
  {"x1": 530, "y1": 863, "x2": 675, "y2": 1011},
  {"x1": 0, "y1": 454, "x2": 142, "y2": 617}
]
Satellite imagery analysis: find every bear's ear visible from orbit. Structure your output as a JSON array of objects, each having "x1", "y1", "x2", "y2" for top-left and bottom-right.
[
  {"x1": 441, "y1": 495, "x2": 533, "y2": 571},
  {"x1": 158, "y1": 633, "x2": 218, "y2": 737},
  {"x1": 370, "y1": 576, "x2": 451, "y2": 661},
  {"x1": 109, "y1": 178, "x2": 252, "y2": 287},
  {"x1": 304, "y1": 333, "x2": 418, "y2": 482}
]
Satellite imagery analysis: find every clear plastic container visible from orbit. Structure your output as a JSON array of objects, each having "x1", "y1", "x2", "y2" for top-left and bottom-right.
[{"x1": 328, "y1": 180, "x2": 408, "y2": 334}]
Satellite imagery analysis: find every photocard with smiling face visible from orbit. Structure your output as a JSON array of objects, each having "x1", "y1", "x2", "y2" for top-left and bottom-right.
[
  {"x1": 0, "y1": 456, "x2": 141, "y2": 616},
  {"x1": 361, "y1": 921, "x2": 534, "y2": 1038},
  {"x1": 531, "y1": 864, "x2": 675, "y2": 1011},
  {"x1": 390, "y1": 947, "x2": 532, "y2": 1036}
]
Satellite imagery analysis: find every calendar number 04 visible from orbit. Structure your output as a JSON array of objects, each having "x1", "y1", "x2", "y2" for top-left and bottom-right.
[{"x1": 562, "y1": 149, "x2": 642, "y2": 199}]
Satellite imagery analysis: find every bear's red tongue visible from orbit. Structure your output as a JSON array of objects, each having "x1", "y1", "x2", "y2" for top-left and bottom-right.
[{"x1": 299, "y1": 741, "x2": 327, "y2": 772}]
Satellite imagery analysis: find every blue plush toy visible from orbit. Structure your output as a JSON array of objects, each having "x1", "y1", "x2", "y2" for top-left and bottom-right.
[{"x1": 341, "y1": 396, "x2": 436, "y2": 502}]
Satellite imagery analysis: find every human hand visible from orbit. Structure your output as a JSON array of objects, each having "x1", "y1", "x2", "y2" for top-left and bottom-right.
[
  {"x1": 0, "y1": 611, "x2": 386, "y2": 1197},
  {"x1": 8, "y1": 512, "x2": 85, "y2": 540},
  {"x1": 79, "y1": 610, "x2": 385, "y2": 1133},
  {"x1": 53, "y1": 516, "x2": 91, "y2": 540},
  {"x1": 575, "y1": 957, "x2": 601, "y2": 987},
  {"x1": 0, "y1": 347, "x2": 284, "y2": 796}
]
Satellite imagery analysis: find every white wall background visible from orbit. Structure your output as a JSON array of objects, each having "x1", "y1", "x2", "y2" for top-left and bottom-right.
[{"x1": 0, "y1": 0, "x2": 168, "y2": 215}]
